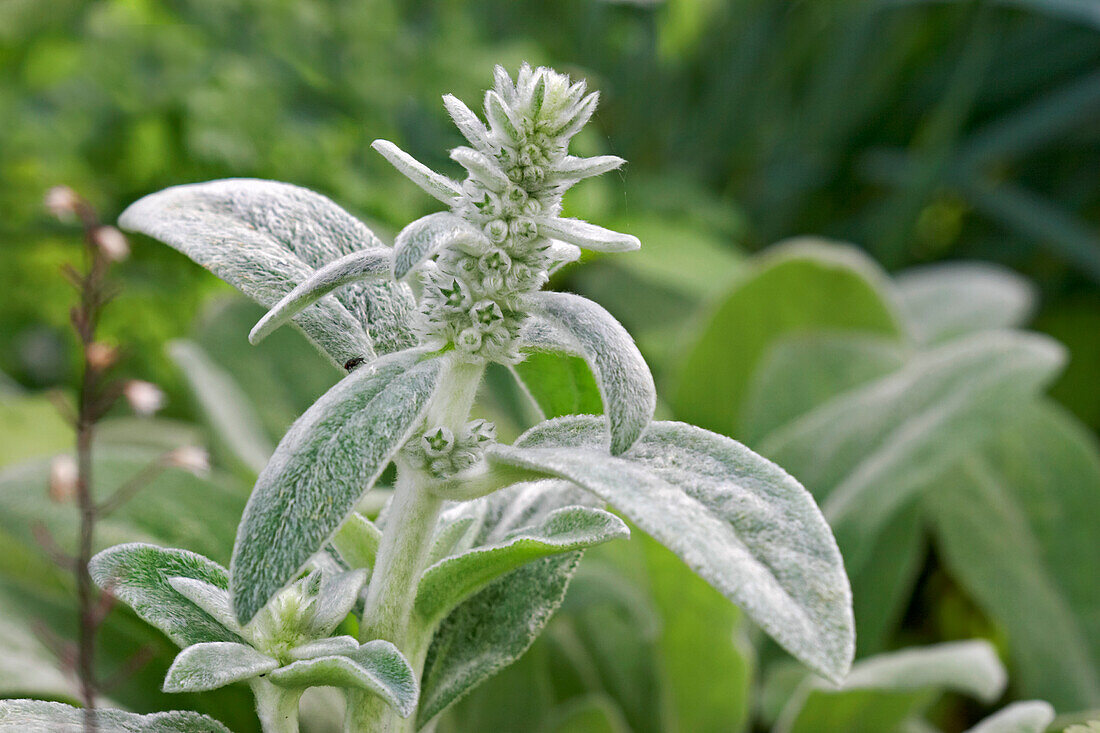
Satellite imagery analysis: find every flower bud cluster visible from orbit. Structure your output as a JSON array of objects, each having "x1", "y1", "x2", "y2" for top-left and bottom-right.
[
  {"x1": 247, "y1": 569, "x2": 325, "y2": 662},
  {"x1": 403, "y1": 419, "x2": 496, "y2": 479},
  {"x1": 415, "y1": 65, "x2": 606, "y2": 363}
]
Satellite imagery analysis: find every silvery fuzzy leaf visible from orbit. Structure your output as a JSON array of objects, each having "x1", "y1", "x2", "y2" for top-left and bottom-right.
[
  {"x1": 524, "y1": 291, "x2": 655, "y2": 455},
  {"x1": 553, "y1": 154, "x2": 626, "y2": 181},
  {"x1": 965, "y1": 702, "x2": 1055, "y2": 733},
  {"x1": 372, "y1": 140, "x2": 463, "y2": 205},
  {"x1": 896, "y1": 261, "x2": 1037, "y2": 345},
  {"x1": 0, "y1": 700, "x2": 231, "y2": 733},
  {"x1": 418, "y1": 481, "x2": 596, "y2": 726},
  {"x1": 548, "y1": 92, "x2": 599, "y2": 139},
  {"x1": 484, "y1": 90, "x2": 522, "y2": 142},
  {"x1": 119, "y1": 179, "x2": 416, "y2": 367},
  {"x1": 760, "y1": 330, "x2": 1066, "y2": 564},
  {"x1": 450, "y1": 147, "x2": 510, "y2": 192},
  {"x1": 162, "y1": 641, "x2": 278, "y2": 693},
  {"x1": 415, "y1": 505, "x2": 629, "y2": 626},
  {"x1": 393, "y1": 212, "x2": 486, "y2": 280},
  {"x1": 89, "y1": 543, "x2": 244, "y2": 648},
  {"x1": 442, "y1": 94, "x2": 493, "y2": 153},
  {"x1": 539, "y1": 217, "x2": 640, "y2": 253},
  {"x1": 250, "y1": 248, "x2": 393, "y2": 346},
  {"x1": 269, "y1": 640, "x2": 418, "y2": 718},
  {"x1": 331, "y1": 511, "x2": 383, "y2": 572},
  {"x1": 486, "y1": 417, "x2": 854, "y2": 682},
  {"x1": 287, "y1": 635, "x2": 361, "y2": 661},
  {"x1": 545, "y1": 239, "x2": 582, "y2": 273},
  {"x1": 167, "y1": 577, "x2": 239, "y2": 634},
  {"x1": 231, "y1": 349, "x2": 444, "y2": 624},
  {"x1": 775, "y1": 640, "x2": 1007, "y2": 733},
  {"x1": 426, "y1": 509, "x2": 486, "y2": 565},
  {"x1": 309, "y1": 569, "x2": 368, "y2": 637},
  {"x1": 168, "y1": 339, "x2": 273, "y2": 475}
]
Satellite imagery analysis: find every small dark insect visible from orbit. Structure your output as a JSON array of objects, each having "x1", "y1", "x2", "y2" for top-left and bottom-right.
[{"x1": 344, "y1": 356, "x2": 366, "y2": 371}]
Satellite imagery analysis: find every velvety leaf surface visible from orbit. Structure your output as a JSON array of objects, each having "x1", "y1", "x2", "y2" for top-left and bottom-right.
[
  {"x1": 231, "y1": 349, "x2": 443, "y2": 623},
  {"x1": 163, "y1": 641, "x2": 277, "y2": 692},
  {"x1": 415, "y1": 505, "x2": 628, "y2": 625},
  {"x1": 90, "y1": 543, "x2": 244, "y2": 648},
  {"x1": 418, "y1": 481, "x2": 598, "y2": 726},
  {"x1": 896, "y1": 261, "x2": 1036, "y2": 345},
  {"x1": 760, "y1": 330, "x2": 1065, "y2": 566},
  {"x1": 119, "y1": 178, "x2": 416, "y2": 365},
  {"x1": 392, "y1": 212, "x2": 484, "y2": 279},
  {"x1": 926, "y1": 400, "x2": 1100, "y2": 709},
  {"x1": 524, "y1": 291, "x2": 655, "y2": 455},
  {"x1": 0, "y1": 700, "x2": 232, "y2": 732},
  {"x1": 775, "y1": 641, "x2": 1007, "y2": 733},
  {"x1": 674, "y1": 240, "x2": 904, "y2": 437},
  {"x1": 488, "y1": 417, "x2": 854, "y2": 682},
  {"x1": 270, "y1": 640, "x2": 417, "y2": 717}
]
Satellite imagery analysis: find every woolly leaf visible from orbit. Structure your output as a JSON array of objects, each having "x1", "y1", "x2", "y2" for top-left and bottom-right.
[
  {"x1": 896, "y1": 261, "x2": 1036, "y2": 345},
  {"x1": 965, "y1": 702, "x2": 1055, "y2": 733},
  {"x1": 163, "y1": 642, "x2": 277, "y2": 693},
  {"x1": 524, "y1": 292, "x2": 655, "y2": 455},
  {"x1": 418, "y1": 481, "x2": 596, "y2": 726},
  {"x1": 553, "y1": 155, "x2": 626, "y2": 181},
  {"x1": 310, "y1": 569, "x2": 368, "y2": 637},
  {"x1": 250, "y1": 248, "x2": 393, "y2": 345},
  {"x1": 231, "y1": 349, "x2": 443, "y2": 624},
  {"x1": 442, "y1": 94, "x2": 493, "y2": 152},
  {"x1": 89, "y1": 543, "x2": 244, "y2": 648},
  {"x1": 539, "y1": 217, "x2": 640, "y2": 253},
  {"x1": 393, "y1": 212, "x2": 486, "y2": 280},
  {"x1": 167, "y1": 577, "x2": 238, "y2": 634},
  {"x1": 372, "y1": 140, "x2": 463, "y2": 205},
  {"x1": 119, "y1": 179, "x2": 416, "y2": 366},
  {"x1": 415, "y1": 505, "x2": 628, "y2": 625},
  {"x1": 0, "y1": 700, "x2": 232, "y2": 732},
  {"x1": 775, "y1": 641, "x2": 1007, "y2": 733},
  {"x1": 269, "y1": 640, "x2": 418, "y2": 718},
  {"x1": 287, "y1": 636, "x2": 360, "y2": 661},
  {"x1": 450, "y1": 147, "x2": 510, "y2": 191},
  {"x1": 487, "y1": 417, "x2": 854, "y2": 682}
]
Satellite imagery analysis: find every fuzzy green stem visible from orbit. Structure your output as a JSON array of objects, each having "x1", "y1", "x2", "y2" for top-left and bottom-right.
[
  {"x1": 251, "y1": 680, "x2": 302, "y2": 733},
  {"x1": 346, "y1": 358, "x2": 484, "y2": 733}
]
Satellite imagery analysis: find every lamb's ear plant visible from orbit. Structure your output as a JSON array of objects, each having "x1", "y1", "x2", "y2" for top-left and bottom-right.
[{"x1": 81, "y1": 65, "x2": 854, "y2": 732}]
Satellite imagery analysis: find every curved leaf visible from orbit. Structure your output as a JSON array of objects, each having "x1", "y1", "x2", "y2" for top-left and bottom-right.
[
  {"x1": 231, "y1": 349, "x2": 443, "y2": 624},
  {"x1": 416, "y1": 506, "x2": 628, "y2": 625},
  {"x1": 0, "y1": 700, "x2": 231, "y2": 732},
  {"x1": 418, "y1": 481, "x2": 596, "y2": 726},
  {"x1": 89, "y1": 543, "x2": 243, "y2": 648},
  {"x1": 538, "y1": 217, "x2": 640, "y2": 253},
  {"x1": 119, "y1": 179, "x2": 416, "y2": 365},
  {"x1": 250, "y1": 248, "x2": 393, "y2": 346},
  {"x1": 331, "y1": 512, "x2": 382, "y2": 572},
  {"x1": 163, "y1": 641, "x2": 277, "y2": 693},
  {"x1": 487, "y1": 417, "x2": 854, "y2": 682},
  {"x1": 371, "y1": 140, "x2": 463, "y2": 205},
  {"x1": 966, "y1": 701, "x2": 1055, "y2": 733},
  {"x1": 524, "y1": 292, "x2": 655, "y2": 455},
  {"x1": 269, "y1": 640, "x2": 418, "y2": 718},
  {"x1": 393, "y1": 212, "x2": 486, "y2": 280}
]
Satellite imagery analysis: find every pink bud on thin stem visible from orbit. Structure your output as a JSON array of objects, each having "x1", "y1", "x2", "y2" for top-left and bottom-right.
[
  {"x1": 164, "y1": 446, "x2": 211, "y2": 477},
  {"x1": 45, "y1": 186, "x2": 81, "y2": 222},
  {"x1": 123, "y1": 380, "x2": 166, "y2": 416},
  {"x1": 92, "y1": 226, "x2": 130, "y2": 262},
  {"x1": 48, "y1": 455, "x2": 79, "y2": 503}
]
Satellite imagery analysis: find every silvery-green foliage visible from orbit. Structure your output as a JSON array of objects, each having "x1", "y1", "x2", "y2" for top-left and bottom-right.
[
  {"x1": 417, "y1": 481, "x2": 601, "y2": 726},
  {"x1": 119, "y1": 179, "x2": 417, "y2": 368},
  {"x1": 231, "y1": 348, "x2": 443, "y2": 624},
  {"x1": 774, "y1": 640, "x2": 1007, "y2": 733},
  {"x1": 965, "y1": 701, "x2": 1055, "y2": 733},
  {"x1": 0, "y1": 699, "x2": 232, "y2": 733},
  {"x1": 486, "y1": 416, "x2": 854, "y2": 682},
  {"x1": 105, "y1": 64, "x2": 857, "y2": 731}
]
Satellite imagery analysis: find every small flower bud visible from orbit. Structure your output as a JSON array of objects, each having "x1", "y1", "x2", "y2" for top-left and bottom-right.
[
  {"x1": 483, "y1": 219, "x2": 509, "y2": 244},
  {"x1": 422, "y1": 427, "x2": 455, "y2": 457},
  {"x1": 466, "y1": 418, "x2": 497, "y2": 444},
  {"x1": 479, "y1": 249, "x2": 511, "y2": 274},
  {"x1": 522, "y1": 166, "x2": 545, "y2": 185},
  {"x1": 522, "y1": 199, "x2": 542, "y2": 216},
  {"x1": 470, "y1": 300, "x2": 504, "y2": 327},
  {"x1": 48, "y1": 455, "x2": 78, "y2": 502},
  {"x1": 165, "y1": 446, "x2": 211, "y2": 477},
  {"x1": 511, "y1": 218, "x2": 538, "y2": 242},
  {"x1": 92, "y1": 226, "x2": 130, "y2": 262},
  {"x1": 45, "y1": 186, "x2": 80, "y2": 222},
  {"x1": 504, "y1": 186, "x2": 528, "y2": 206},
  {"x1": 124, "y1": 380, "x2": 166, "y2": 416},
  {"x1": 86, "y1": 342, "x2": 118, "y2": 370},
  {"x1": 456, "y1": 327, "x2": 483, "y2": 353}
]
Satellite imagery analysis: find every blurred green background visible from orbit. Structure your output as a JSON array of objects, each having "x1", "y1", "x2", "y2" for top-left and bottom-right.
[{"x1": 2, "y1": 0, "x2": 1100, "y2": 731}]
